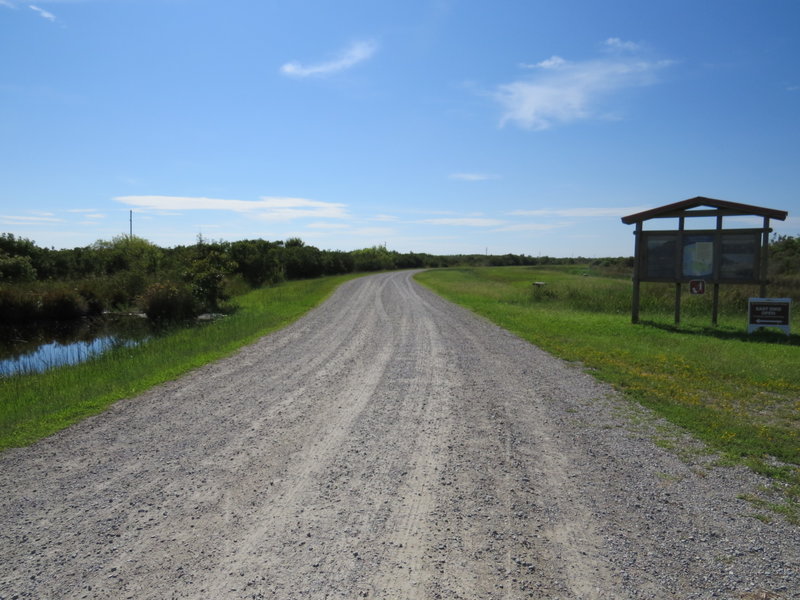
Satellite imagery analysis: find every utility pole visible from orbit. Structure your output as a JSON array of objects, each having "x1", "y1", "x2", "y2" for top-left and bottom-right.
[{"x1": 129, "y1": 210, "x2": 133, "y2": 239}]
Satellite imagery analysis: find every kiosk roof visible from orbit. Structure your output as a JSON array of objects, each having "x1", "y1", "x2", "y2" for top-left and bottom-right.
[{"x1": 621, "y1": 196, "x2": 788, "y2": 225}]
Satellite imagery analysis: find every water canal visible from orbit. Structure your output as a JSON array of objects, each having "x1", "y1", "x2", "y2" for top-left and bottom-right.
[{"x1": 0, "y1": 315, "x2": 160, "y2": 376}]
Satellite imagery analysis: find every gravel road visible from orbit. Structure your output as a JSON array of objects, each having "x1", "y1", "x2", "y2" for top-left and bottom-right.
[{"x1": 1, "y1": 271, "x2": 798, "y2": 599}]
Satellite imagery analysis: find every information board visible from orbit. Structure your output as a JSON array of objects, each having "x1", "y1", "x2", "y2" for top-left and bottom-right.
[
  {"x1": 720, "y1": 233, "x2": 759, "y2": 280},
  {"x1": 640, "y1": 230, "x2": 762, "y2": 283},
  {"x1": 644, "y1": 234, "x2": 677, "y2": 279},
  {"x1": 623, "y1": 197, "x2": 788, "y2": 326},
  {"x1": 682, "y1": 234, "x2": 714, "y2": 278}
]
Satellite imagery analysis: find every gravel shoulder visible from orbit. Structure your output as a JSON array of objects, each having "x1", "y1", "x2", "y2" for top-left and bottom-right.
[{"x1": 1, "y1": 270, "x2": 798, "y2": 599}]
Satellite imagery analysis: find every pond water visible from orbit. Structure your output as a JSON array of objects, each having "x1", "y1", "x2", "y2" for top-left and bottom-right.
[{"x1": 0, "y1": 315, "x2": 160, "y2": 376}]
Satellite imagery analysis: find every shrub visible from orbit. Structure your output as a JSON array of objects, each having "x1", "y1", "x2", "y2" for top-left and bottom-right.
[
  {"x1": 139, "y1": 282, "x2": 197, "y2": 321},
  {"x1": 185, "y1": 250, "x2": 236, "y2": 311},
  {"x1": 119, "y1": 271, "x2": 148, "y2": 300},
  {"x1": 350, "y1": 246, "x2": 396, "y2": 272},
  {"x1": 223, "y1": 273, "x2": 251, "y2": 299},
  {"x1": 0, "y1": 287, "x2": 39, "y2": 321},
  {"x1": 40, "y1": 288, "x2": 89, "y2": 320},
  {"x1": 230, "y1": 239, "x2": 283, "y2": 286},
  {"x1": 0, "y1": 254, "x2": 37, "y2": 283},
  {"x1": 105, "y1": 274, "x2": 133, "y2": 309},
  {"x1": 76, "y1": 283, "x2": 106, "y2": 316}
]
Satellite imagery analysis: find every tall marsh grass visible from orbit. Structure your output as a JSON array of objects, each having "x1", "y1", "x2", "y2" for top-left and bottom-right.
[{"x1": 498, "y1": 265, "x2": 797, "y2": 322}]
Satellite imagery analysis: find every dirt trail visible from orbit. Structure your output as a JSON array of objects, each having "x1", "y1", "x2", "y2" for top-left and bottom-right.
[{"x1": 1, "y1": 271, "x2": 798, "y2": 599}]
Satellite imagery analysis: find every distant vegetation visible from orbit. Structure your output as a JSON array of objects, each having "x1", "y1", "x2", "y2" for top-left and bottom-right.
[
  {"x1": 770, "y1": 234, "x2": 800, "y2": 290},
  {"x1": 0, "y1": 232, "x2": 797, "y2": 322},
  {"x1": 0, "y1": 232, "x2": 596, "y2": 322}
]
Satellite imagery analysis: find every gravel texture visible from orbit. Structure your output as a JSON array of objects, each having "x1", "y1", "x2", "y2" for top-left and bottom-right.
[{"x1": 0, "y1": 270, "x2": 798, "y2": 599}]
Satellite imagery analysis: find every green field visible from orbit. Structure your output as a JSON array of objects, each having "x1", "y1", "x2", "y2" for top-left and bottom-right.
[
  {"x1": 416, "y1": 266, "x2": 800, "y2": 522},
  {"x1": 0, "y1": 273, "x2": 362, "y2": 450}
]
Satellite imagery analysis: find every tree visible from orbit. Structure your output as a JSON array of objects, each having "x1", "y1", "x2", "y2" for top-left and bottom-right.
[
  {"x1": 90, "y1": 235, "x2": 164, "y2": 276},
  {"x1": 0, "y1": 254, "x2": 37, "y2": 282},
  {"x1": 283, "y1": 244, "x2": 323, "y2": 279},
  {"x1": 770, "y1": 234, "x2": 800, "y2": 276},
  {"x1": 185, "y1": 249, "x2": 236, "y2": 311},
  {"x1": 230, "y1": 239, "x2": 283, "y2": 286},
  {"x1": 351, "y1": 245, "x2": 396, "y2": 271}
]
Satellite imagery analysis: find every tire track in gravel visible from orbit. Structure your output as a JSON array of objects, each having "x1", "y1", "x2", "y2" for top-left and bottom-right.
[{"x1": 1, "y1": 271, "x2": 799, "y2": 600}]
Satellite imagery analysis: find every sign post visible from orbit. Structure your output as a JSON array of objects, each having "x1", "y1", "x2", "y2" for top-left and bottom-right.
[{"x1": 748, "y1": 298, "x2": 791, "y2": 335}]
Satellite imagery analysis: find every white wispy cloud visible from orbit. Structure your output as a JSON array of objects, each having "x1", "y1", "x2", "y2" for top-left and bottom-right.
[
  {"x1": 495, "y1": 41, "x2": 671, "y2": 130},
  {"x1": 255, "y1": 205, "x2": 348, "y2": 222},
  {"x1": 520, "y1": 56, "x2": 567, "y2": 70},
  {"x1": 114, "y1": 195, "x2": 349, "y2": 222},
  {"x1": 0, "y1": 1, "x2": 17, "y2": 9},
  {"x1": 29, "y1": 4, "x2": 56, "y2": 21},
  {"x1": 449, "y1": 173, "x2": 499, "y2": 181},
  {"x1": 493, "y1": 222, "x2": 571, "y2": 232},
  {"x1": 1, "y1": 214, "x2": 62, "y2": 224},
  {"x1": 306, "y1": 225, "x2": 394, "y2": 238},
  {"x1": 280, "y1": 40, "x2": 378, "y2": 77},
  {"x1": 306, "y1": 222, "x2": 350, "y2": 229},
  {"x1": 510, "y1": 206, "x2": 649, "y2": 218},
  {"x1": 419, "y1": 217, "x2": 507, "y2": 227},
  {"x1": 604, "y1": 37, "x2": 641, "y2": 52},
  {"x1": 348, "y1": 226, "x2": 394, "y2": 237}
]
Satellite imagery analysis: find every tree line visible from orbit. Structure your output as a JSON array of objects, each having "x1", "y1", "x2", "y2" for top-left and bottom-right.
[
  {"x1": 0, "y1": 233, "x2": 563, "y2": 321},
  {"x1": 2, "y1": 232, "x2": 794, "y2": 322}
]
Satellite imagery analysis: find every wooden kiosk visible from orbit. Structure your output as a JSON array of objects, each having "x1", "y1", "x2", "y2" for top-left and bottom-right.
[{"x1": 621, "y1": 197, "x2": 788, "y2": 325}]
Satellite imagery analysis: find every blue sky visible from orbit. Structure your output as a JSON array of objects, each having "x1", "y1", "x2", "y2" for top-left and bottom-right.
[{"x1": 1, "y1": 0, "x2": 798, "y2": 256}]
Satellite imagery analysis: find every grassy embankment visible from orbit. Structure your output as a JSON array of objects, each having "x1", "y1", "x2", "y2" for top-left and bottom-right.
[
  {"x1": 0, "y1": 273, "x2": 362, "y2": 450},
  {"x1": 416, "y1": 266, "x2": 800, "y2": 523}
]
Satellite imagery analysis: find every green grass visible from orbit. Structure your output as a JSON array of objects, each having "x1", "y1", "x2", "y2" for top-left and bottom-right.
[
  {"x1": 416, "y1": 266, "x2": 800, "y2": 522},
  {"x1": 0, "y1": 273, "x2": 362, "y2": 450}
]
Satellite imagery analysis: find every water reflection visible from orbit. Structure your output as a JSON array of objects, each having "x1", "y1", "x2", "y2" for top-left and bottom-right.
[{"x1": 0, "y1": 315, "x2": 159, "y2": 376}]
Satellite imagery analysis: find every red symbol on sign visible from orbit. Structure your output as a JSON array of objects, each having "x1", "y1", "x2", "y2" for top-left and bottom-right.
[{"x1": 689, "y1": 280, "x2": 706, "y2": 295}]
